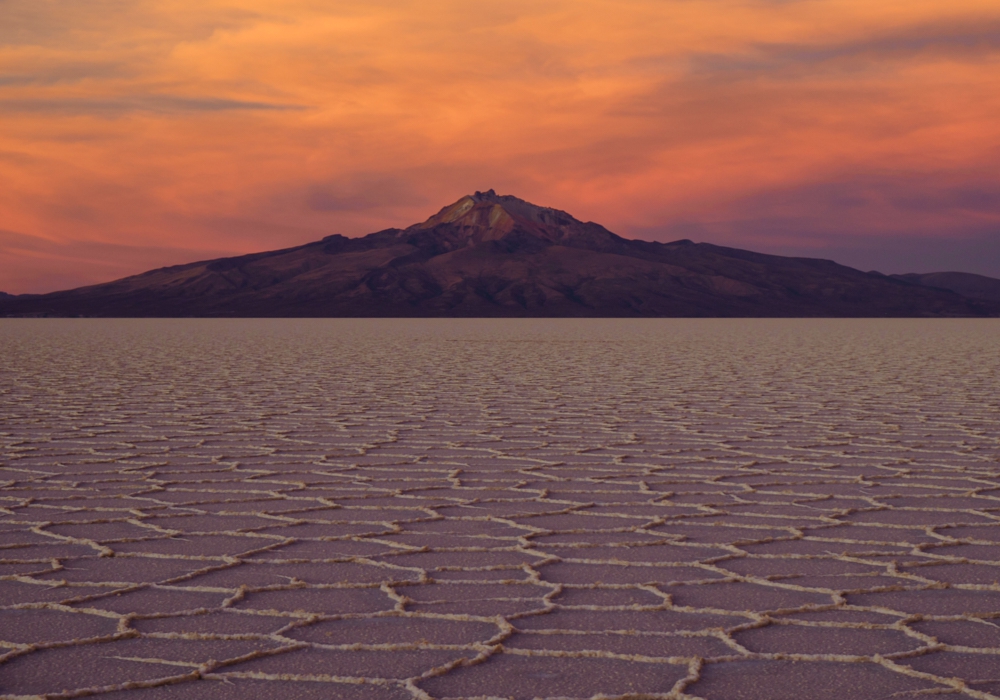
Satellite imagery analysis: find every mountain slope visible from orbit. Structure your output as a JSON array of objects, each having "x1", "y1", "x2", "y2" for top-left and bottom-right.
[
  {"x1": 1, "y1": 190, "x2": 997, "y2": 317},
  {"x1": 891, "y1": 272, "x2": 1000, "y2": 303}
]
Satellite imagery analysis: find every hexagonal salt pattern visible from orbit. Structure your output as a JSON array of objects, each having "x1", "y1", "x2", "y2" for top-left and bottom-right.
[{"x1": 2, "y1": 319, "x2": 999, "y2": 700}]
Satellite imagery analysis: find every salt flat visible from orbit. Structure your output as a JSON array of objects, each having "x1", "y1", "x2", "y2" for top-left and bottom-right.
[{"x1": 1, "y1": 318, "x2": 999, "y2": 700}]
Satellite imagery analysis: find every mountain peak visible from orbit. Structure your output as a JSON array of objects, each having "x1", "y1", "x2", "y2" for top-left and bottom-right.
[{"x1": 412, "y1": 190, "x2": 585, "y2": 246}]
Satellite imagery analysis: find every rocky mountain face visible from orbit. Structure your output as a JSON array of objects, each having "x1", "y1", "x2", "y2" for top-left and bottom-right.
[{"x1": 2, "y1": 190, "x2": 998, "y2": 317}]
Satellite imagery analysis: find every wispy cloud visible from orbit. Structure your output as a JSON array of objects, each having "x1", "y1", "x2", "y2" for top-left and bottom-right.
[
  {"x1": 2, "y1": 0, "x2": 1000, "y2": 292},
  {"x1": 682, "y1": 20, "x2": 1000, "y2": 79},
  {"x1": 0, "y1": 95, "x2": 307, "y2": 114}
]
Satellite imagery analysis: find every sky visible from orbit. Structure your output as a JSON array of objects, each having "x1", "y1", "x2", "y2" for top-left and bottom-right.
[{"x1": 2, "y1": 0, "x2": 999, "y2": 294}]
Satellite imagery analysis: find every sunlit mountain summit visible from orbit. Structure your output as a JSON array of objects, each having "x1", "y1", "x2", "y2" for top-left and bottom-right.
[{"x1": 1, "y1": 191, "x2": 997, "y2": 317}]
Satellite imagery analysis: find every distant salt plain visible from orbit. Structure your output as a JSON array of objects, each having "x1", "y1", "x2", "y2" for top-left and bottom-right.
[{"x1": 2, "y1": 318, "x2": 1000, "y2": 700}]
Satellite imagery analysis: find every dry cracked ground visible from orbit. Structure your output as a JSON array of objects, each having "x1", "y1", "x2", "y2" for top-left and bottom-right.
[{"x1": 1, "y1": 319, "x2": 999, "y2": 700}]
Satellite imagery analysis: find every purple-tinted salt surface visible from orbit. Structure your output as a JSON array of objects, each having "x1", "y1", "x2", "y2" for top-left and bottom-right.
[{"x1": 2, "y1": 318, "x2": 1000, "y2": 699}]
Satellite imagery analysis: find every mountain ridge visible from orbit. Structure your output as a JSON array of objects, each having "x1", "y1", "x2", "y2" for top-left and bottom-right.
[
  {"x1": 890, "y1": 271, "x2": 1000, "y2": 303},
  {"x1": 2, "y1": 191, "x2": 998, "y2": 317}
]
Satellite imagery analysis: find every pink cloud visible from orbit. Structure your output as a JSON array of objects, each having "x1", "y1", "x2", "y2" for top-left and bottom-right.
[{"x1": 1, "y1": 0, "x2": 999, "y2": 292}]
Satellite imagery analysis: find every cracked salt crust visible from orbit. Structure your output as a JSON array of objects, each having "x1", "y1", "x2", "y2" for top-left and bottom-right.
[{"x1": 1, "y1": 318, "x2": 1000, "y2": 700}]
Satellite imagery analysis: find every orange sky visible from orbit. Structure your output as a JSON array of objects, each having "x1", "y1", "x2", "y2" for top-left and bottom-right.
[{"x1": 2, "y1": 0, "x2": 999, "y2": 293}]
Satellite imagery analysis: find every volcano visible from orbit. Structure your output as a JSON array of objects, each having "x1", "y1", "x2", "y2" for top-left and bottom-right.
[{"x1": 1, "y1": 190, "x2": 997, "y2": 317}]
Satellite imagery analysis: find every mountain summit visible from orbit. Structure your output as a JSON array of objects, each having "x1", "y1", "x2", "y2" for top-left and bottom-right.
[
  {"x1": 418, "y1": 189, "x2": 578, "y2": 234},
  {"x1": 1, "y1": 192, "x2": 998, "y2": 317},
  {"x1": 384, "y1": 189, "x2": 627, "y2": 254}
]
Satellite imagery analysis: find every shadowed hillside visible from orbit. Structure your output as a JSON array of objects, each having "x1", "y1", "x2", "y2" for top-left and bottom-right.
[
  {"x1": 891, "y1": 272, "x2": 1000, "y2": 303},
  {"x1": 2, "y1": 191, "x2": 998, "y2": 318}
]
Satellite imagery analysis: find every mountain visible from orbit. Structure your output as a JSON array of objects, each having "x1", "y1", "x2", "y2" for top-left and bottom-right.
[
  {"x1": 890, "y1": 272, "x2": 1000, "y2": 303},
  {"x1": 1, "y1": 190, "x2": 997, "y2": 317}
]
